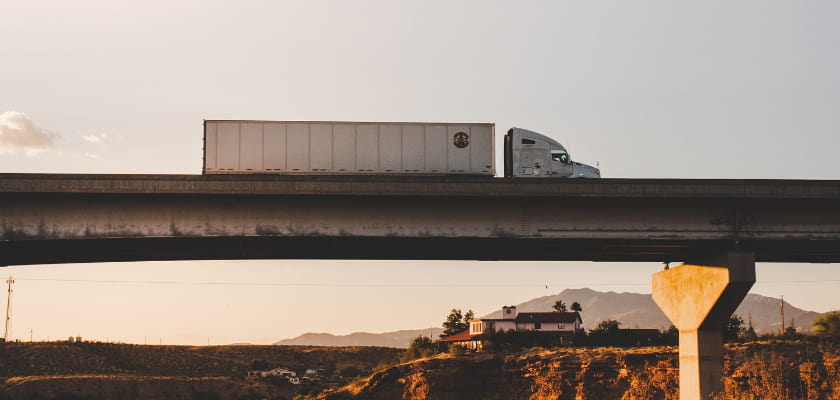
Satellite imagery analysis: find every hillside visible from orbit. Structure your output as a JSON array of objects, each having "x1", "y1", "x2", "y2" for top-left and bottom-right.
[
  {"x1": 482, "y1": 288, "x2": 822, "y2": 333},
  {"x1": 274, "y1": 329, "x2": 444, "y2": 348},
  {"x1": 0, "y1": 342, "x2": 401, "y2": 378},
  {"x1": 0, "y1": 341, "x2": 403, "y2": 400},
  {"x1": 310, "y1": 342, "x2": 840, "y2": 400}
]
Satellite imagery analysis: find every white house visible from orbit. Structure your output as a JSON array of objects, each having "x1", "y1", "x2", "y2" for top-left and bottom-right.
[{"x1": 439, "y1": 305, "x2": 582, "y2": 350}]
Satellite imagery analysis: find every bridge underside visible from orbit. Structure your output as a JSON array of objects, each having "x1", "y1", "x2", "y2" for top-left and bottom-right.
[
  {"x1": 2, "y1": 236, "x2": 840, "y2": 266},
  {"x1": 2, "y1": 176, "x2": 840, "y2": 266}
]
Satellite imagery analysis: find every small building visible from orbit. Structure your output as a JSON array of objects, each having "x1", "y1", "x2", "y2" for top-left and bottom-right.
[
  {"x1": 270, "y1": 368, "x2": 296, "y2": 378},
  {"x1": 247, "y1": 367, "x2": 297, "y2": 379},
  {"x1": 302, "y1": 368, "x2": 323, "y2": 382},
  {"x1": 439, "y1": 306, "x2": 583, "y2": 350}
]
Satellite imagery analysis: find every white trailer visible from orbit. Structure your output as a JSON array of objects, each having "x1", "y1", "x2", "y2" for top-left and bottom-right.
[
  {"x1": 203, "y1": 121, "x2": 495, "y2": 175},
  {"x1": 202, "y1": 120, "x2": 600, "y2": 178}
]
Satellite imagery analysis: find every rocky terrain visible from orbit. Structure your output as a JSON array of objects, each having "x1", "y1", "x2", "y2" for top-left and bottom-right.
[
  {"x1": 310, "y1": 341, "x2": 840, "y2": 400},
  {"x1": 1, "y1": 375, "x2": 290, "y2": 400},
  {"x1": 0, "y1": 341, "x2": 402, "y2": 400},
  {"x1": 2, "y1": 340, "x2": 837, "y2": 399}
]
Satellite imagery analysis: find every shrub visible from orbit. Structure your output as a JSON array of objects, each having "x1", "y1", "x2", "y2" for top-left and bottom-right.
[
  {"x1": 448, "y1": 344, "x2": 467, "y2": 356},
  {"x1": 400, "y1": 336, "x2": 437, "y2": 362},
  {"x1": 812, "y1": 311, "x2": 840, "y2": 343}
]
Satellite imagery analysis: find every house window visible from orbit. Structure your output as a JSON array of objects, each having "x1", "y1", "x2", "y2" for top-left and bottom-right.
[
  {"x1": 471, "y1": 322, "x2": 482, "y2": 334},
  {"x1": 516, "y1": 323, "x2": 527, "y2": 331},
  {"x1": 535, "y1": 322, "x2": 542, "y2": 330},
  {"x1": 558, "y1": 323, "x2": 566, "y2": 329}
]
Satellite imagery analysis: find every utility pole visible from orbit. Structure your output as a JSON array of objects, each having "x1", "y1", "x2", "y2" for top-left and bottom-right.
[
  {"x1": 780, "y1": 295, "x2": 785, "y2": 335},
  {"x1": 4, "y1": 276, "x2": 13, "y2": 342}
]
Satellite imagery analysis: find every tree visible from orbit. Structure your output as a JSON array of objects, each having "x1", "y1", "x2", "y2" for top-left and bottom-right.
[
  {"x1": 571, "y1": 301, "x2": 582, "y2": 313},
  {"x1": 782, "y1": 326, "x2": 799, "y2": 339},
  {"x1": 659, "y1": 325, "x2": 679, "y2": 346},
  {"x1": 742, "y1": 324, "x2": 758, "y2": 342},
  {"x1": 401, "y1": 336, "x2": 437, "y2": 362},
  {"x1": 442, "y1": 309, "x2": 464, "y2": 336},
  {"x1": 812, "y1": 311, "x2": 840, "y2": 343},
  {"x1": 552, "y1": 300, "x2": 567, "y2": 312},
  {"x1": 591, "y1": 319, "x2": 622, "y2": 334},
  {"x1": 723, "y1": 315, "x2": 745, "y2": 343},
  {"x1": 441, "y1": 308, "x2": 474, "y2": 337},
  {"x1": 588, "y1": 319, "x2": 632, "y2": 347},
  {"x1": 463, "y1": 309, "x2": 475, "y2": 324}
]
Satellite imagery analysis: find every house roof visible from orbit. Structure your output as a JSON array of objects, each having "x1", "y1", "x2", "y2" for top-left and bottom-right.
[
  {"x1": 472, "y1": 312, "x2": 583, "y2": 324},
  {"x1": 514, "y1": 312, "x2": 582, "y2": 324},
  {"x1": 438, "y1": 330, "x2": 480, "y2": 342}
]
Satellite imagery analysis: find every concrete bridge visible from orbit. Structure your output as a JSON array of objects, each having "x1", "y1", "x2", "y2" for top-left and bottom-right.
[{"x1": 2, "y1": 173, "x2": 840, "y2": 399}]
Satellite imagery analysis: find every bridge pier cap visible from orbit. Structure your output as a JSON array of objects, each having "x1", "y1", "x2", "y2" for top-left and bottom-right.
[{"x1": 652, "y1": 251, "x2": 755, "y2": 400}]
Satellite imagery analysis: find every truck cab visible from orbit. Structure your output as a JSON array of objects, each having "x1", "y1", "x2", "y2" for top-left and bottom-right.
[{"x1": 504, "y1": 128, "x2": 600, "y2": 178}]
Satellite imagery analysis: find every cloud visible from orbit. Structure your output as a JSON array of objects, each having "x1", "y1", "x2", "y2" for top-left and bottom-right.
[
  {"x1": 83, "y1": 133, "x2": 108, "y2": 143},
  {"x1": 0, "y1": 111, "x2": 60, "y2": 155}
]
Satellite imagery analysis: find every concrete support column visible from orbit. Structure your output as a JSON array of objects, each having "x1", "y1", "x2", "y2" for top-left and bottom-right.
[{"x1": 652, "y1": 252, "x2": 755, "y2": 400}]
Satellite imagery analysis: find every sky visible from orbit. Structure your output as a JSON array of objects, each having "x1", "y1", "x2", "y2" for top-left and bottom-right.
[{"x1": 1, "y1": 0, "x2": 838, "y2": 344}]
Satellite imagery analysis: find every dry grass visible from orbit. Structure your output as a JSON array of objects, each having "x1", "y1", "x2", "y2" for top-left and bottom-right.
[{"x1": 710, "y1": 342, "x2": 840, "y2": 400}]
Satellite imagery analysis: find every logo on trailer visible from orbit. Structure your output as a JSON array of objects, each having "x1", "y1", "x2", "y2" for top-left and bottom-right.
[{"x1": 453, "y1": 132, "x2": 469, "y2": 148}]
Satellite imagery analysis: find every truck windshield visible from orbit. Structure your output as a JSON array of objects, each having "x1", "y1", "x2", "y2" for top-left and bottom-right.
[{"x1": 551, "y1": 152, "x2": 570, "y2": 164}]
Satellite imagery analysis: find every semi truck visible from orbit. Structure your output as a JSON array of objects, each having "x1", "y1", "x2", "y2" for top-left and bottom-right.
[{"x1": 202, "y1": 121, "x2": 600, "y2": 178}]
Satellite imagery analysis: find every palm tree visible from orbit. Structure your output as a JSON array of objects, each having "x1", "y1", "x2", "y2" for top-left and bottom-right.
[
  {"x1": 552, "y1": 300, "x2": 567, "y2": 312},
  {"x1": 571, "y1": 301, "x2": 582, "y2": 313}
]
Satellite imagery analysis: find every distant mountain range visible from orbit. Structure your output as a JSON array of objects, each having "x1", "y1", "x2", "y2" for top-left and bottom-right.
[
  {"x1": 274, "y1": 328, "x2": 445, "y2": 348},
  {"x1": 482, "y1": 288, "x2": 821, "y2": 334},
  {"x1": 274, "y1": 288, "x2": 823, "y2": 348}
]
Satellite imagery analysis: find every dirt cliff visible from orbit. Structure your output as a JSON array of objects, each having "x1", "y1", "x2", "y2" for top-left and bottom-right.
[{"x1": 312, "y1": 342, "x2": 839, "y2": 400}]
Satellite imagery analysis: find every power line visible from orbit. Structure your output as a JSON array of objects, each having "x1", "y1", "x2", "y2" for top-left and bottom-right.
[
  {"x1": 12, "y1": 277, "x2": 648, "y2": 287},
  {"x1": 9, "y1": 277, "x2": 840, "y2": 288},
  {"x1": 755, "y1": 280, "x2": 840, "y2": 283}
]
